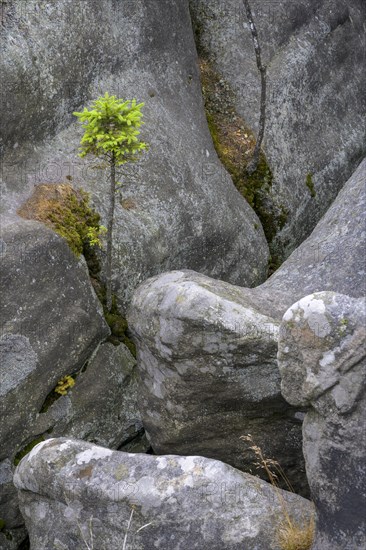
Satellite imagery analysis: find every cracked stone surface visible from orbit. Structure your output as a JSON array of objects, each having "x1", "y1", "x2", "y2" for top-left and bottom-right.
[
  {"x1": 190, "y1": 0, "x2": 365, "y2": 260},
  {"x1": 278, "y1": 291, "x2": 366, "y2": 550},
  {"x1": 0, "y1": 0, "x2": 268, "y2": 313},
  {"x1": 14, "y1": 438, "x2": 313, "y2": 550}
]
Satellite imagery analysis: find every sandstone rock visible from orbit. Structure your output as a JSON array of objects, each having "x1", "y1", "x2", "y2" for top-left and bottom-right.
[
  {"x1": 190, "y1": 0, "x2": 365, "y2": 259},
  {"x1": 278, "y1": 292, "x2": 366, "y2": 550},
  {"x1": 0, "y1": 528, "x2": 28, "y2": 550},
  {"x1": 251, "y1": 157, "x2": 366, "y2": 319},
  {"x1": 14, "y1": 438, "x2": 313, "y2": 550},
  {"x1": 0, "y1": 459, "x2": 23, "y2": 531},
  {"x1": 0, "y1": 219, "x2": 109, "y2": 541},
  {"x1": 128, "y1": 159, "x2": 365, "y2": 495},
  {"x1": 0, "y1": 219, "x2": 109, "y2": 461},
  {"x1": 36, "y1": 342, "x2": 143, "y2": 450},
  {"x1": 0, "y1": 0, "x2": 269, "y2": 312},
  {"x1": 128, "y1": 269, "x2": 307, "y2": 494}
]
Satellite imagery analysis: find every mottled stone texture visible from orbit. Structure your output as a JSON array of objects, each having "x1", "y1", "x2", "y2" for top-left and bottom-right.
[
  {"x1": 190, "y1": 0, "x2": 366, "y2": 259},
  {"x1": 36, "y1": 342, "x2": 142, "y2": 450},
  {"x1": 278, "y1": 292, "x2": 366, "y2": 550},
  {"x1": 0, "y1": 220, "x2": 141, "y2": 542},
  {"x1": 0, "y1": 0, "x2": 268, "y2": 312},
  {"x1": 128, "y1": 160, "x2": 365, "y2": 496},
  {"x1": 14, "y1": 438, "x2": 313, "y2": 550},
  {"x1": 0, "y1": 220, "x2": 109, "y2": 462},
  {"x1": 128, "y1": 270, "x2": 307, "y2": 494}
]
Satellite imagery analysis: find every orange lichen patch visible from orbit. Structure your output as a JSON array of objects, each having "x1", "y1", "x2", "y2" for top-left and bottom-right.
[
  {"x1": 121, "y1": 197, "x2": 137, "y2": 210},
  {"x1": 18, "y1": 183, "x2": 78, "y2": 221},
  {"x1": 78, "y1": 464, "x2": 94, "y2": 479}
]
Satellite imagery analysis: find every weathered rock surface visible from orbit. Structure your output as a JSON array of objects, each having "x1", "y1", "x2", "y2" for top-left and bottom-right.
[
  {"x1": 0, "y1": 219, "x2": 125, "y2": 542},
  {"x1": 190, "y1": 0, "x2": 366, "y2": 259},
  {"x1": 128, "y1": 159, "x2": 365, "y2": 495},
  {"x1": 14, "y1": 438, "x2": 313, "y2": 550},
  {"x1": 0, "y1": 527, "x2": 28, "y2": 550},
  {"x1": 36, "y1": 342, "x2": 142, "y2": 451},
  {"x1": 128, "y1": 270, "x2": 307, "y2": 494},
  {"x1": 251, "y1": 157, "x2": 366, "y2": 318},
  {"x1": 278, "y1": 292, "x2": 366, "y2": 550},
  {"x1": 0, "y1": 459, "x2": 28, "y2": 547},
  {"x1": 0, "y1": 0, "x2": 269, "y2": 313},
  {"x1": 0, "y1": 220, "x2": 109, "y2": 462}
]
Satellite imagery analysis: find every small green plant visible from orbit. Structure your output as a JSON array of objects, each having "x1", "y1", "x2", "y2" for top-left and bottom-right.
[
  {"x1": 241, "y1": 434, "x2": 315, "y2": 550},
  {"x1": 54, "y1": 375, "x2": 75, "y2": 396},
  {"x1": 74, "y1": 92, "x2": 147, "y2": 311},
  {"x1": 40, "y1": 374, "x2": 78, "y2": 413},
  {"x1": 305, "y1": 173, "x2": 316, "y2": 198}
]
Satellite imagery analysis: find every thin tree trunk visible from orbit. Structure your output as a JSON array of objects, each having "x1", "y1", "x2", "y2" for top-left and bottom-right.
[
  {"x1": 243, "y1": 0, "x2": 267, "y2": 174},
  {"x1": 106, "y1": 152, "x2": 116, "y2": 312}
]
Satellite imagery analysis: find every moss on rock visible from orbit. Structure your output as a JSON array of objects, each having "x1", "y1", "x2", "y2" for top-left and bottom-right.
[
  {"x1": 91, "y1": 278, "x2": 136, "y2": 357},
  {"x1": 18, "y1": 182, "x2": 136, "y2": 356},
  {"x1": 305, "y1": 173, "x2": 316, "y2": 198},
  {"x1": 198, "y1": 59, "x2": 289, "y2": 274},
  {"x1": 17, "y1": 183, "x2": 103, "y2": 262},
  {"x1": 14, "y1": 435, "x2": 45, "y2": 466}
]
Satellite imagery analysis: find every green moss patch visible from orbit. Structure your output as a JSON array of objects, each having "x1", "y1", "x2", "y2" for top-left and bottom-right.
[
  {"x1": 305, "y1": 173, "x2": 316, "y2": 198},
  {"x1": 18, "y1": 183, "x2": 136, "y2": 355},
  {"x1": 17, "y1": 183, "x2": 103, "y2": 267},
  {"x1": 198, "y1": 60, "x2": 288, "y2": 273},
  {"x1": 14, "y1": 435, "x2": 46, "y2": 466}
]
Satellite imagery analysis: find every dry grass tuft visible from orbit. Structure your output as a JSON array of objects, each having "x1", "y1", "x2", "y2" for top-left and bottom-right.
[
  {"x1": 241, "y1": 434, "x2": 315, "y2": 550},
  {"x1": 277, "y1": 515, "x2": 315, "y2": 550}
]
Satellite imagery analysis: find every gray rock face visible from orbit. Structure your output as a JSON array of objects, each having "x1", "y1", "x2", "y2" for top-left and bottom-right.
[
  {"x1": 252, "y1": 157, "x2": 366, "y2": 318},
  {"x1": 0, "y1": 219, "x2": 128, "y2": 541},
  {"x1": 0, "y1": 528, "x2": 28, "y2": 550},
  {"x1": 278, "y1": 292, "x2": 366, "y2": 550},
  {"x1": 190, "y1": 0, "x2": 366, "y2": 259},
  {"x1": 0, "y1": 220, "x2": 109, "y2": 462},
  {"x1": 128, "y1": 159, "x2": 365, "y2": 495},
  {"x1": 36, "y1": 342, "x2": 142, "y2": 451},
  {"x1": 128, "y1": 270, "x2": 307, "y2": 494},
  {"x1": 0, "y1": 0, "x2": 269, "y2": 312},
  {"x1": 14, "y1": 438, "x2": 313, "y2": 550}
]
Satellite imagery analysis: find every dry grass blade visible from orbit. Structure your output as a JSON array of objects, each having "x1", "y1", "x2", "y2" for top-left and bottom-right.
[
  {"x1": 277, "y1": 515, "x2": 315, "y2": 550},
  {"x1": 241, "y1": 434, "x2": 315, "y2": 550}
]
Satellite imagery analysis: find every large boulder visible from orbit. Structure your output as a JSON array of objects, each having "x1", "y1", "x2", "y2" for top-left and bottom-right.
[
  {"x1": 128, "y1": 270, "x2": 307, "y2": 494},
  {"x1": 14, "y1": 438, "x2": 314, "y2": 550},
  {"x1": 128, "y1": 159, "x2": 365, "y2": 495},
  {"x1": 278, "y1": 292, "x2": 366, "y2": 550},
  {"x1": 0, "y1": 0, "x2": 269, "y2": 313},
  {"x1": 0, "y1": 220, "x2": 109, "y2": 462},
  {"x1": 0, "y1": 219, "x2": 123, "y2": 541},
  {"x1": 190, "y1": 0, "x2": 365, "y2": 259},
  {"x1": 250, "y1": 157, "x2": 366, "y2": 319}
]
